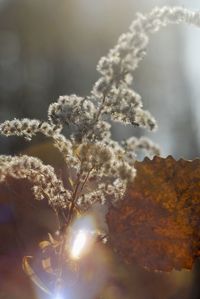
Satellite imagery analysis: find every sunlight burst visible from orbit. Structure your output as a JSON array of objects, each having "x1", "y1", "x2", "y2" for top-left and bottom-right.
[
  {"x1": 69, "y1": 215, "x2": 96, "y2": 260},
  {"x1": 55, "y1": 293, "x2": 63, "y2": 299},
  {"x1": 71, "y1": 229, "x2": 89, "y2": 259}
]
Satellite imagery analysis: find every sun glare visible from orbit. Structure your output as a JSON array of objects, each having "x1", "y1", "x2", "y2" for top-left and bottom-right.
[
  {"x1": 71, "y1": 229, "x2": 88, "y2": 259},
  {"x1": 69, "y1": 215, "x2": 96, "y2": 260},
  {"x1": 55, "y1": 293, "x2": 63, "y2": 299}
]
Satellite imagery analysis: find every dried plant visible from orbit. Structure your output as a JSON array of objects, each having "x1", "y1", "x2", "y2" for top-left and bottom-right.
[{"x1": 0, "y1": 6, "x2": 200, "y2": 299}]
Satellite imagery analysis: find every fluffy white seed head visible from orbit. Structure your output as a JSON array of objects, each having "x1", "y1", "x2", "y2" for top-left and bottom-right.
[{"x1": 0, "y1": 6, "x2": 198, "y2": 214}]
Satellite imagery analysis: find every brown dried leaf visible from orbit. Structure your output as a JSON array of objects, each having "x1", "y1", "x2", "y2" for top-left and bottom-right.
[{"x1": 107, "y1": 156, "x2": 200, "y2": 271}]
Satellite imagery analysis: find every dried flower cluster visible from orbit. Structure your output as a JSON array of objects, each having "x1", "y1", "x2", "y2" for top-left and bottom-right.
[
  {"x1": 0, "y1": 155, "x2": 70, "y2": 209},
  {"x1": 0, "y1": 5, "x2": 200, "y2": 298},
  {"x1": 0, "y1": 6, "x2": 200, "y2": 232}
]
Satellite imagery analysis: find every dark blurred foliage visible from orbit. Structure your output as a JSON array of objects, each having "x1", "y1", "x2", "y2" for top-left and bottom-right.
[{"x1": 0, "y1": 0, "x2": 200, "y2": 298}]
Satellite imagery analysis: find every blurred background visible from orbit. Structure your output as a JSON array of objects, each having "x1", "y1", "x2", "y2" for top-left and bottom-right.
[{"x1": 0, "y1": 0, "x2": 200, "y2": 298}]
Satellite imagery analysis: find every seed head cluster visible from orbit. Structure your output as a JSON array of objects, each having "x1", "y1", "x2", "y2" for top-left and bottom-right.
[
  {"x1": 0, "y1": 155, "x2": 70, "y2": 209},
  {"x1": 0, "y1": 6, "x2": 199, "y2": 222}
]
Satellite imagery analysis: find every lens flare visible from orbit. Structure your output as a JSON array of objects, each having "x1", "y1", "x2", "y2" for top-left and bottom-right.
[
  {"x1": 69, "y1": 215, "x2": 96, "y2": 260},
  {"x1": 71, "y1": 229, "x2": 88, "y2": 259},
  {"x1": 55, "y1": 294, "x2": 62, "y2": 299}
]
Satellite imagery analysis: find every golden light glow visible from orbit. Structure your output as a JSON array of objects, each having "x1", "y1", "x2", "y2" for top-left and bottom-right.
[
  {"x1": 71, "y1": 229, "x2": 89, "y2": 260},
  {"x1": 69, "y1": 215, "x2": 96, "y2": 260}
]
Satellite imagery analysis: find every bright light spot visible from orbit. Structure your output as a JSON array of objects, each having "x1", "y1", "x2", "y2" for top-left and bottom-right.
[
  {"x1": 55, "y1": 293, "x2": 63, "y2": 299},
  {"x1": 69, "y1": 215, "x2": 97, "y2": 260},
  {"x1": 71, "y1": 229, "x2": 88, "y2": 260}
]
